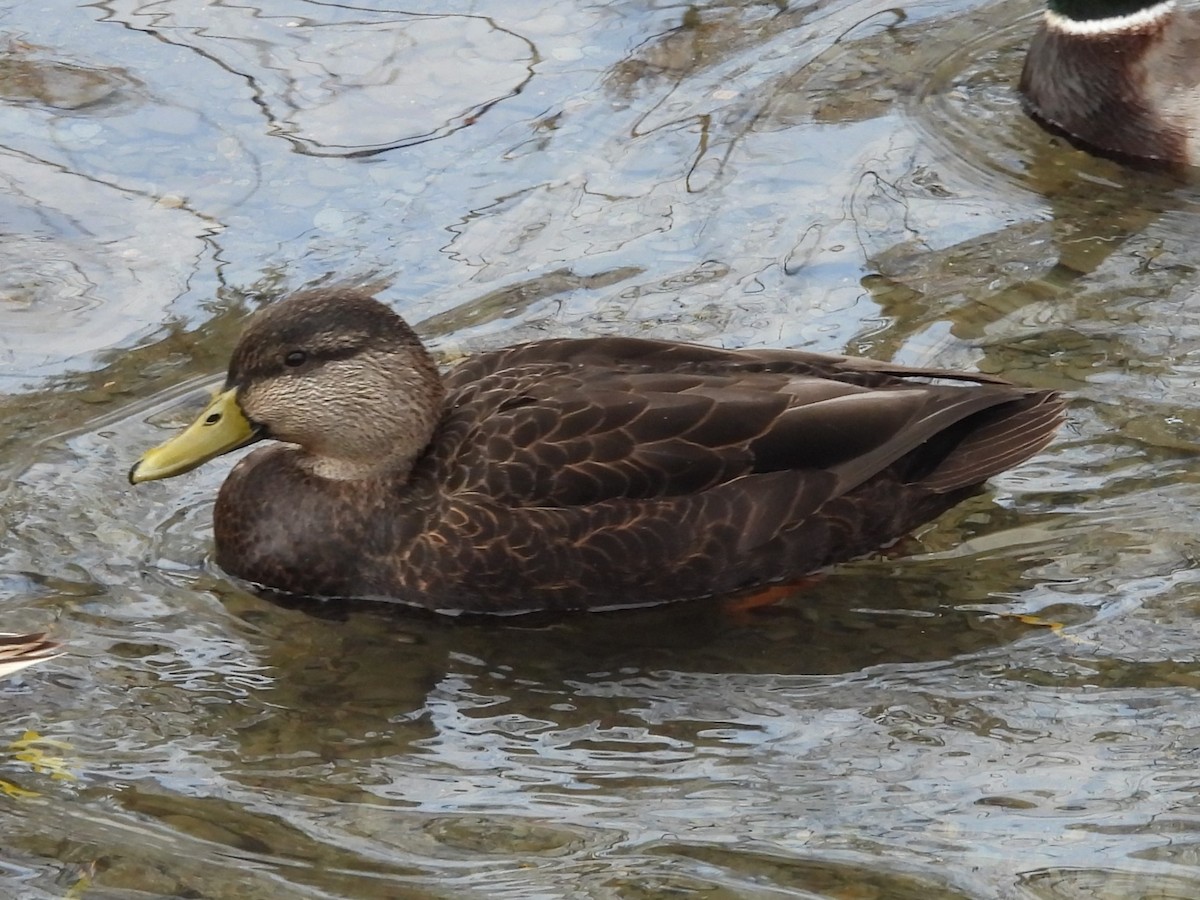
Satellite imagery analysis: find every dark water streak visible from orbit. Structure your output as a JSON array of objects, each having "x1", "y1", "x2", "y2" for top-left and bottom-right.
[{"x1": 2, "y1": 0, "x2": 1200, "y2": 897}]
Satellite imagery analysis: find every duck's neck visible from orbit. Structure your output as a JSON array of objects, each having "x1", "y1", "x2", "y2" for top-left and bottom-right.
[
  {"x1": 1045, "y1": 0, "x2": 1174, "y2": 32},
  {"x1": 300, "y1": 408, "x2": 441, "y2": 487},
  {"x1": 289, "y1": 348, "x2": 446, "y2": 484},
  {"x1": 303, "y1": 453, "x2": 418, "y2": 483}
]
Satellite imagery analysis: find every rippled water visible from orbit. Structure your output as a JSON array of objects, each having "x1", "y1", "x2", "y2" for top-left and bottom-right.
[{"x1": 4, "y1": 0, "x2": 1200, "y2": 897}]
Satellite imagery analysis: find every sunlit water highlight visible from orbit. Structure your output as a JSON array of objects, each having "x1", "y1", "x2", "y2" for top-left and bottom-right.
[{"x1": 3, "y1": 0, "x2": 1200, "y2": 897}]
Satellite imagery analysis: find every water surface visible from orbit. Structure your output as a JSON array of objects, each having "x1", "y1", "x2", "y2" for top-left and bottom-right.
[{"x1": 3, "y1": 0, "x2": 1200, "y2": 897}]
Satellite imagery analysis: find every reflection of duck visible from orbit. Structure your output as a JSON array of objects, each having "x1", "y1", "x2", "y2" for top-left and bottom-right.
[
  {"x1": 1020, "y1": 0, "x2": 1200, "y2": 167},
  {"x1": 0, "y1": 633, "x2": 62, "y2": 678},
  {"x1": 130, "y1": 288, "x2": 1064, "y2": 615}
]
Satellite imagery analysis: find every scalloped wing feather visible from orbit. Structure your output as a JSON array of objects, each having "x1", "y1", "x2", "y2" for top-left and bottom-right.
[{"x1": 434, "y1": 340, "x2": 1063, "y2": 511}]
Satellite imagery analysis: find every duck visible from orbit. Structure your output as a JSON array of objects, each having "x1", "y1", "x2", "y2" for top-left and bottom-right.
[
  {"x1": 0, "y1": 633, "x2": 62, "y2": 678},
  {"x1": 1019, "y1": 0, "x2": 1200, "y2": 167},
  {"x1": 129, "y1": 288, "x2": 1065, "y2": 615}
]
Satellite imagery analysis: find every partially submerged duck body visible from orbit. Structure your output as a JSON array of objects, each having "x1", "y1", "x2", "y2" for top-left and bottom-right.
[
  {"x1": 1020, "y1": 0, "x2": 1200, "y2": 167},
  {"x1": 131, "y1": 289, "x2": 1064, "y2": 615},
  {"x1": 0, "y1": 632, "x2": 62, "y2": 678}
]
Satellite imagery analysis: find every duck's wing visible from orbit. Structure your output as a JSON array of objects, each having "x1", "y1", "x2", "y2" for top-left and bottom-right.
[
  {"x1": 410, "y1": 382, "x2": 1063, "y2": 613},
  {"x1": 0, "y1": 632, "x2": 63, "y2": 679},
  {"x1": 445, "y1": 336, "x2": 1017, "y2": 387},
  {"x1": 433, "y1": 339, "x2": 1064, "y2": 508}
]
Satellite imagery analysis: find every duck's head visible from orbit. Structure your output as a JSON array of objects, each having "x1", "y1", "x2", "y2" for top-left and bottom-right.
[{"x1": 130, "y1": 289, "x2": 445, "y2": 484}]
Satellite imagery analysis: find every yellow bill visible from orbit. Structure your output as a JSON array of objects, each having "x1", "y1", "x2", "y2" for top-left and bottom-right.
[{"x1": 129, "y1": 388, "x2": 259, "y2": 484}]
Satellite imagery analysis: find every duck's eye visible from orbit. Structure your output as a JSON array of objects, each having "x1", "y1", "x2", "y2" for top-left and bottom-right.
[{"x1": 284, "y1": 350, "x2": 308, "y2": 368}]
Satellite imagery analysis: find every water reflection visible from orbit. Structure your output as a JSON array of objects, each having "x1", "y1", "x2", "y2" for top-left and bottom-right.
[
  {"x1": 97, "y1": 1, "x2": 536, "y2": 157},
  {"x1": 5, "y1": 0, "x2": 1200, "y2": 896},
  {"x1": 0, "y1": 153, "x2": 214, "y2": 387},
  {"x1": 0, "y1": 38, "x2": 139, "y2": 112}
]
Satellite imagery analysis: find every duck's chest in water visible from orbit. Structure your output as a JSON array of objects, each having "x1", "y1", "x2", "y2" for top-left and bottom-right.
[{"x1": 211, "y1": 450, "x2": 431, "y2": 600}]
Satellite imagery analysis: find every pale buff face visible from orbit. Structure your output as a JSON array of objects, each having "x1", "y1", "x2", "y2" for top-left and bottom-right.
[{"x1": 237, "y1": 347, "x2": 444, "y2": 480}]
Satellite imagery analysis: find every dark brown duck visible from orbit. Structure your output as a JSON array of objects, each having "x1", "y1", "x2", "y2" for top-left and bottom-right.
[{"x1": 130, "y1": 288, "x2": 1064, "y2": 615}]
